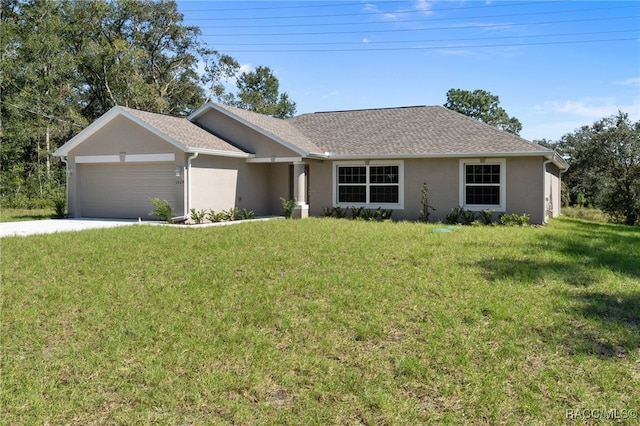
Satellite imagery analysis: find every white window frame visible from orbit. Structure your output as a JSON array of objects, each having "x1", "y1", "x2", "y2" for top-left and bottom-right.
[
  {"x1": 459, "y1": 158, "x2": 506, "y2": 212},
  {"x1": 333, "y1": 160, "x2": 404, "y2": 209}
]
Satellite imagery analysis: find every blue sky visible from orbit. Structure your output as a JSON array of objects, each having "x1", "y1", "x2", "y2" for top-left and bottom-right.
[{"x1": 177, "y1": 0, "x2": 640, "y2": 142}]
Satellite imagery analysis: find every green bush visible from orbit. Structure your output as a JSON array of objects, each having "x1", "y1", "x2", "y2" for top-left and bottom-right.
[
  {"x1": 418, "y1": 182, "x2": 435, "y2": 222},
  {"x1": 280, "y1": 197, "x2": 297, "y2": 219},
  {"x1": 148, "y1": 198, "x2": 174, "y2": 222},
  {"x1": 238, "y1": 208, "x2": 254, "y2": 220},
  {"x1": 499, "y1": 212, "x2": 530, "y2": 226},
  {"x1": 478, "y1": 209, "x2": 494, "y2": 225},
  {"x1": 52, "y1": 198, "x2": 66, "y2": 218},
  {"x1": 445, "y1": 207, "x2": 464, "y2": 224},
  {"x1": 190, "y1": 208, "x2": 207, "y2": 224},
  {"x1": 460, "y1": 209, "x2": 476, "y2": 225},
  {"x1": 350, "y1": 206, "x2": 364, "y2": 219},
  {"x1": 222, "y1": 207, "x2": 239, "y2": 221},
  {"x1": 206, "y1": 209, "x2": 224, "y2": 223}
]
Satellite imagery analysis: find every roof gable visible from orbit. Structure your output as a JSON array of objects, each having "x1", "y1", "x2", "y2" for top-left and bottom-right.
[
  {"x1": 189, "y1": 103, "x2": 326, "y2": 157},
  {"x1": 54, "y1": 106, "x2": 249, "y2": 158}
]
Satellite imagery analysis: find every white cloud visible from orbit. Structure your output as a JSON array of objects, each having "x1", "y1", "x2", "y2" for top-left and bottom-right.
[
  {"x1": 413, "y1": 0, "x2": 433, "y2": 16},
  {"x1": 363, "y1": 3, "x2": 399, "y2": 20},
  {"x1": 238, "y1": 63, "x2": 253, "y2": 74},
  {"x1": 364, "y1": 1, "x2": 433, "y2": 20},
  {"x1": 535, "y1": 98, "x2": 639, "y2": 120},
  {"x1": 620, "y1": 77, "x2": 640, "y2": 87},
  {"x1": 362, "y1": 38, "x2": 371, "y2": 44}
]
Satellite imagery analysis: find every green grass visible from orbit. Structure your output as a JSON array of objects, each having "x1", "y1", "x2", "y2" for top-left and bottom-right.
[
  {"x1": 0, "y1": 208, "x2": 57, "y2": 222},
  {"x1": 562, "y1": 206, "x2": 611, "y2": 223},
  {"x1": 2, "y1": 217, "x2": 639, "y2": 424}
]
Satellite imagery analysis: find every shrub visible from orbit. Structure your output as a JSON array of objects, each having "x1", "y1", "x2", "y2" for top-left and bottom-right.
[
  {"x1": 190, "y1": 208, "x2": 207, "y2": 224},
  {"x1": 499, "y1": 212, "x2": 530, "y2": 226},
  {"x1": 460, "y1": 209, "x2": 476, "y2": 225},
  {"x1": 350, "y1": 206, "x2": 364, "y2": 219},
  {"x1": 373, "y1": 207, "x2": 393, "y2": 221},
  {"x1": 207, "y1": 209, "x2": 225, "y2": 223},
  {"x1": 478, "y1": 209, "x2": 494, "y2": 225},
  {"x1": 418, "y1": 182, "x2": 435, "y2": 222},
  {"x1": 222, "y1": 207, "x2": 240, "y2": 221},
  {"x1": 280, "y1": 197, "x2": 297, "y2": 219},
  {"x1": 322, "y1": 206, "x2": 333, "y2": 217},
  {"x1": 149, "y1": 198, "x2": 174, "y2": 222},
  {"x1": 238, "y1": 208, "x2": 254, "y2": 220},
  {"x1": 332, "y1": 206, "x2": 347, "y2": 219},
  {"x1": 445, "y1": 207, "x2": 464, "y2": 224},
  {"x1": 52, "y1": 194, "x2": 66, "y2": 218}
]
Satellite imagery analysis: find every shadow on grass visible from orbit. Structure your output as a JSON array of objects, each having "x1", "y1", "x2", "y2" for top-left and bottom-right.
[
  {"x1": 560, "y1": 291, "x2": 640, "y2": 358},
  {"x1": 551, "y1": 219, "x2": 640, "y2": 279},
  {"x1": 474, "y1": 218, "x2": 640, "y2": 357},
  {"x1": 477, "y1": 218, "x2": 639, "y2": 285},
  {"x1": 9, "y1": 214, "x2": 57, "y2": 221}
]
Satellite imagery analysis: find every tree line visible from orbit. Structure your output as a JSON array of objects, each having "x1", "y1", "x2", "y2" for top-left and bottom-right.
[
  {"x1": 1, "y1": 1, "x2": 637, "y2": 225},
  {"x1": 444, "y1": 89, "x2": 639, "y2": 226},
  {"x1": 1, "y1": 0, "x2": 294, "y2": 208}
]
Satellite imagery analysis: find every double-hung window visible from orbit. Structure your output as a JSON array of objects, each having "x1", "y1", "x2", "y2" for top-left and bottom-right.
[
  {"x1": 334, "y1": 161, "x2": 403, "y2": 208},
  {"x1": 459, "y1": 159, "x2": 506, "y2": 211}
]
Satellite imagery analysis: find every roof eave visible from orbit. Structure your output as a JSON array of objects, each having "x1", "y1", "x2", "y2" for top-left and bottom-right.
[
  {"x1": 326, "y1": 151, "x2": 560, "y2": 160},
  {"x1": 186, "y1": 147, "x2": 253, "y2": 159},
  {"x1": 53, "y1": 106, "x2": 189, "y2": 156}
]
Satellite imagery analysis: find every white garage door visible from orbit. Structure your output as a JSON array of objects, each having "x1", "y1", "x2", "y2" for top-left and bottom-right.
[{"x1": 78, "y1": 163, "x2": 177, "y2": 219}]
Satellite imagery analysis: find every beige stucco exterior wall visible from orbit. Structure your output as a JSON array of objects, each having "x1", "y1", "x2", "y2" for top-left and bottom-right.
[
  {"x1": 306, "y1": 156, "x2": 549, "y2": 223},
  {"x1": 65, "y1": 115, "x2": 185, "y2": 217},
  {"x1": 191, "y1": 157, "x2": 294, "y2": 217},
  {"x1": 504, "y1": 157, "x2": 544, "y2": 224},
  {"x1": 266, "y1": 163, "x2": 292, "y2": 214},
  {"x1": 544, "y1": 162, "x2": 562, "y2": 220},
  {"x1": 194, "y1": 110, "x2": 300, "y2": 158}
]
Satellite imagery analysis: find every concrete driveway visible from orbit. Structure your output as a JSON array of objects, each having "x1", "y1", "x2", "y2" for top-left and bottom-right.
[{"x1": 0, "y1": 218, "x2": 144, "y2": 238}]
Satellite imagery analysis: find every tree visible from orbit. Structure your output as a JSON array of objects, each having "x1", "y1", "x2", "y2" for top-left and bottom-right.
[
  {"x1": 1, "y1": 0, "x2": 299, "y2": 207},
  {"x1": 1, "y1": 0, "x2": 239, "y2": 207},
  {"x1": 60, "y1": 0, "x2": 207, "y2": 119},
  {"x1": 444, "y1": 89, "x2": 522, "y2": 135},
  {"x1": 557, "y1": 112, "x2": 640, "y2": 225},
  {"x1": 225, "y1": 66, "x2": 297, "y2": 118},
  {"x1": 1, "y1": 0, "x2": 85, "y2": 203}
]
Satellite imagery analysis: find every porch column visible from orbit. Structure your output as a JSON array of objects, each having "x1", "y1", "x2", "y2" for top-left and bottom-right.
[{"x1": 292, "y1": 161, "x2": 309, "y2": 219}]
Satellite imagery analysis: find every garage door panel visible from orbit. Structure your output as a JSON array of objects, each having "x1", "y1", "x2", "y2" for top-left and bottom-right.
[{"x1": 79, "y1": 163, "x2": 177, "y2": 219}]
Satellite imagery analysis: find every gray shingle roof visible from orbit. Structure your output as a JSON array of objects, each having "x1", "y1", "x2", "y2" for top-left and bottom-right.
[
  {"x1": 211, "y1": 103, "x2": 325, "y2": 155},
  {"x1": 287, "y1": 105, "x2": 552, "y2": 156},
  {"x1": 121, "y1": 107, "x2": 247, "y2": 154}
]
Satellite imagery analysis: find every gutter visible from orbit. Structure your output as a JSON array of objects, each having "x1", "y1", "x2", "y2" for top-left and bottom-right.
[
  {"x1": 172, "y1": 152, "x2": 199, "y2": 222},
  {"x1": 60, "y1": 156, "x2": 69, "y2": 217},
  {"x1": 542, "y1": 159, "x2": 553, "y2": 224}
]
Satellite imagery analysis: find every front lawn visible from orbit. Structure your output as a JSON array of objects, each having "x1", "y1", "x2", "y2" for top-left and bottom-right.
[
  {"x1": 0, "y1": 208, "x2": 57, "y2": 222},
  {"x1": 2, "y1": 218, "x2": 638, "y2": 424}
]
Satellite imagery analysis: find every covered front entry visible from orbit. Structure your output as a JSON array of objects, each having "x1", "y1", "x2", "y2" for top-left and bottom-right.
[{"x1": 77, "y1": 163, "x2": 177, "y2": 219}]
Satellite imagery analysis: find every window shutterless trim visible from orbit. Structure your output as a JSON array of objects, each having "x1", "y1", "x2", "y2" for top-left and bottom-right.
[
  {"x1": 459, "y1": 158, "x2": 506, "y2": 212},
  {"x1": 333, "y1": 160, "x2": 404, "y2": 209}
]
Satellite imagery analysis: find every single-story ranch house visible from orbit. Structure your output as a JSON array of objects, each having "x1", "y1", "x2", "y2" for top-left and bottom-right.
[{"x1": 53, "y1": 103, "x2": 568, "y2": 224}]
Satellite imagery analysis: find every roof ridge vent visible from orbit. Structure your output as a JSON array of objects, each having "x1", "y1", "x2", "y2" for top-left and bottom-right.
[{"x1": 313, "y1": 105, "x2": 428, "y2": 114}]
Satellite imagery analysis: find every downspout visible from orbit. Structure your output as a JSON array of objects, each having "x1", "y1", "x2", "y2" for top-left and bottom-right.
[
  {"x1": 60, "y1": 156, "x2": 69, "y2": 217},
  {"x1": 542, "y1": 159, "x2": 552, "y2": 224},
  {"x1": 170, "y1": 152, "x2": 199, "y2": 223},
  {"x1": 186, "y1": 152, "x2": 199, "y2": 217}
]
